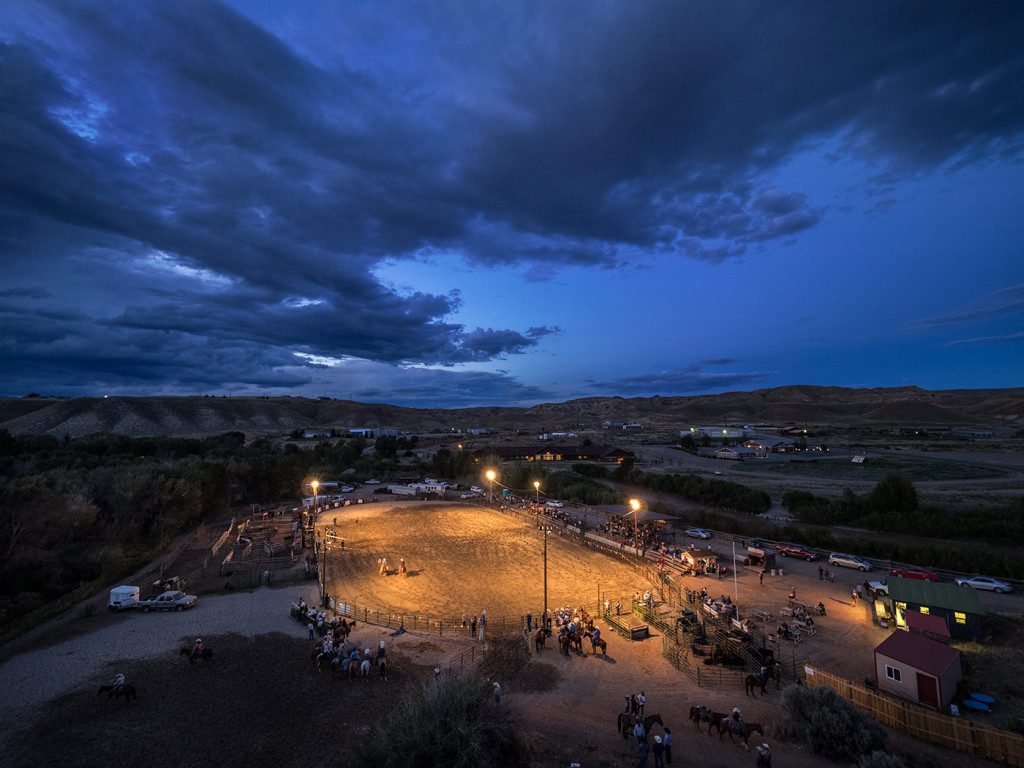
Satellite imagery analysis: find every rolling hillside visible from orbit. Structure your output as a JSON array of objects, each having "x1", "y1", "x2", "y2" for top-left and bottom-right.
[{"x1": 1, "y1": 385, "x2": 1021, "y2": 439}]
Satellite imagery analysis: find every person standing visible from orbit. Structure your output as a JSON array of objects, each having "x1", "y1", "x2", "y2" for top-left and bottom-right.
[
  {"x1": 638, "y1": 690, "x2": 646, "y2": 716},
  {"x1": 652, "y1": 735, "x2": 665, "y2": 768},
  {"x1": 773, "y1": 661, "x2": 782, "y2": 690},
  {"x1": 492, "y1": 681, "x2": 501, "y2": 704},
  {"x1": 462, "y1": 612, "x2": 467, "y2": 628},
  {"x1": 756, "y1": 742, "x2": 772, "y2": 768},
  {"x1": 662, "y1": 727, "x2": 672, "y2": 764},
  {"x1": 633, "y1": 717, "x2": 646, "y2": 745},
  {"x1": 759, "y1": 569, "x2": 764, "y2": 586},
  {"x1": 471, "y1": 616, "x2": 477, "y2": 638},
  {"x1": 637, "y1": 738, "x2": 649, "y2": 768},
  {"x1": 818, "y1": 566, "x2": 824, "y2": 580},
  {"x1": 526, "y1": 612, "x2": 533, "y2": 631}
]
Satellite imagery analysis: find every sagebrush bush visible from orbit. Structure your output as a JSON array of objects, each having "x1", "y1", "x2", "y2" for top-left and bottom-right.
[
  {"x1": 349, "y1": 672, "x2": 526, "y2": 768},
  {"x1": 857, "y1": 750, "x2": 908, "y2": 768},
  {"x1": 773, "y1": 684, "x2": 886, "y2": 762}
]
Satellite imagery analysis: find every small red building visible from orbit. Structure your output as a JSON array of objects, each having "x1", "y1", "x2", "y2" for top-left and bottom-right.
[{"x1": 873, "y1": 630, "x2": 962, "y2": 709}]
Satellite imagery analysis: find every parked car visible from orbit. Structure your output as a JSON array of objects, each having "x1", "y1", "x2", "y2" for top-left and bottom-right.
[
  {"x1": 868, "y1": 580, "x2": 889, "y2": 597},
  {"x1": 137, "y1": 590, "x2": 198, "y2": 612},
  {"x1": 684, "y1": 528, "x2": 712, "y2": 540},
  {"x1": 829, "y1": 552, "x2": 873, "y2": 571},
  {"x1": 777, "y1": 543, "x2": 820, "y2": 561},
  {"x1": 955, "y1": 576, "x2": 1012, "y2": 593},
  {"x1": 340, "y1": 485, "x2": 354, "y2": 492},
  {"x1": 365, "y1": 479, "x2": 380, "y2": 484},
  {"x1": 891, "y1": 567, "x2": 938, "y2": 582}
]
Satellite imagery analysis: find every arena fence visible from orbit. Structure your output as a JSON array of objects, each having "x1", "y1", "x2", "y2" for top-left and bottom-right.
[{"x1": 804, "y1": 665, "x2": 1024, "y2": 767}]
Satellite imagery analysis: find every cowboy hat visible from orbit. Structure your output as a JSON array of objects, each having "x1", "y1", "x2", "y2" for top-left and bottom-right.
[{"x1": 654, "y1": 735, "x2": 662, "y2": 743}]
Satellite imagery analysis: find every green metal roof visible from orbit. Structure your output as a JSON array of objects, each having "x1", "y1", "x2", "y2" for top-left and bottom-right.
[{"x1": 885, "y1": 579, "x2": 985, "y2": 615}]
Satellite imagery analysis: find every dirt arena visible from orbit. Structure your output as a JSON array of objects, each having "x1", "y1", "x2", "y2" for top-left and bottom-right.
[{"x1": 3, "y1": 502, "x2": 1010, "y2": 768}]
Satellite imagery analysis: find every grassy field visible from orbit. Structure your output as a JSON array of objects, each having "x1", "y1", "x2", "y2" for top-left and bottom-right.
[{"x1": 725, "y1": 455, "x2": 1006, "y2": 483}]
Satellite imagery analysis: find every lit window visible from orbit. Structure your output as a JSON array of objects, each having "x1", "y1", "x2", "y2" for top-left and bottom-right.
[
  {"x1": 885, "y1": 665, "x2": 902, "y2": 683},
  {"x1": 955, "y1": 612, "x2": 966, "y2": 625}
]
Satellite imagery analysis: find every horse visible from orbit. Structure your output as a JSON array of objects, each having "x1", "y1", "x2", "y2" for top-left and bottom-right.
[
  {"x1": 98, "y1": 684, "x2": 137, "y2": 704},
  {"x1": 535, "y1": 627, "x2": 550, "y2": 653},
  {"x1": 179, "y1": 647, "x2": 213, "y2": 664},
  {"x1": 377, "y1": 656, "x2": 388, "y2": 681},
  {"x1": 745, "y1": 673, "x2": 767, "y2": 696},
  {"x1": 617, "y1": 713, "x2": 664, "y2": 740},
  {"x1": 360, "y1": 658, "x2": 372, "y2": 679},
  {"x1": 583, "y1": 629, "x2": 607, "y2": 656},
  {"x1": 704, "y1": 710, "x2": 729, "y2": 735},
  {"x1": 558, "y1": 633, "x2": 572, "y2": 657},
  {"x1": 567, "y1": 630, "x2": 583, "y2": 654},
  {"x1": 718, "y1": 718, "x2": 764, "y2": 748}
]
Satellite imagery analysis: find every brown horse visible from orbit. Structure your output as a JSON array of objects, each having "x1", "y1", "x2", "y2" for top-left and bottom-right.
[
  {"x1": 617, "y1": 713, "x2": 664, "y2": 740},
  {"x1": 719, "y1": 718, "x2": 764, "y2": 748},
  {"x1": 179, "y1": 646, "x2": 213, "y2": 664},
  {"x1": 558, "y1": 633, "x2": 572, "y2": 657},
  {"x1": 584, "y1": 629, "x2": 607, "y2": 655},
  {"x1": 745, "y1": 673, "x2": 766, "y2": 696},
  {"x1": 704, "y1": 710, "x2": 729, "y2": 735},
  {"x1": 98, "y1": 684, "x2": 137, "y2": 704},
  {"x1": 567, "y1": 630, "x2": 583, "y2": 654},
  {"x1": 377, "y1": 656, "x2": 388, "y2": 681},
  {"x1": 535, "y1": 627, "x2": 550, "y2": 653}
]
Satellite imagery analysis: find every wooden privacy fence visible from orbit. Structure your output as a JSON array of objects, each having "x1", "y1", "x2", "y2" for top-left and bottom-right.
[{"x1": 804, "y1": 665, "x2": 1024, "y2": 767}]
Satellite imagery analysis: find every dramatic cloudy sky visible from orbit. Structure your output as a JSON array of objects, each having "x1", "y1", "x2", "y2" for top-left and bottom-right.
[{"x1": 2, "y1": 1, "x2": 1022, "y2": 407}]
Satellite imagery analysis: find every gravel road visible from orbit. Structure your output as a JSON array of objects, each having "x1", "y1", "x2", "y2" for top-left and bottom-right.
[{"x1": 0, "y1": 584, "x2": 320, "y2": 752}]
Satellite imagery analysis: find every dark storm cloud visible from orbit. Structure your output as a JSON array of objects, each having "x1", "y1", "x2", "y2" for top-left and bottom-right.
[
  {"x1": 1, "y1": 1, "x2": 1022, "y2": 397},
  {"x1": 589, "y1": 361, "x2": 766, "y2": 396}
]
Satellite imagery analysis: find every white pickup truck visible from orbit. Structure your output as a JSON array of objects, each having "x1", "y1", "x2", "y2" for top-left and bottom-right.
[{"x1": 137, "y1": 590, "x2": 198, "y2": 612}]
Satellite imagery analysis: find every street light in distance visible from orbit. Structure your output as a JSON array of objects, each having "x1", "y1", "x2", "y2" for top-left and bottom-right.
[
  {"x1": 486, "y1": 470, "x2": 496, "y2": 505},
  {"x1": 629, "y1": 498, "x2": 640, "y2": 552},
  {"x1": 534, "y1": 481, "x2": 540, "y2": 504}
]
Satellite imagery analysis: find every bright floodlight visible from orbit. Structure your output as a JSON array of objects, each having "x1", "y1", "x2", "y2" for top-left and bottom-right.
[
  {"x1": 486, "y1": 470, "x2": 496, "y2": 481},
  {"x1": 629, "y1": 498, "x2": 640, "y2": 512}
]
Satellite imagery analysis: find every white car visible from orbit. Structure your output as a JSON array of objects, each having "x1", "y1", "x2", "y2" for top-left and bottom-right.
[
  {"x1": 829, "y1": 552, "x2": 873, "y2": 572},
  {"x1": 365, "y1": 479, "x2": 380, "y2": 485},
  {"x1": 546, "y1": 500, "x2": 564, "y2": 508},
  {"x1": 684, "y1": 528, "x2": 712, "y2": 540},
  {"x1": 340, "y1": 485, "x2": 354, "y2": 492},
  {"x1": 955, "y1": 576, "x2": 1012, "y2": 594}
]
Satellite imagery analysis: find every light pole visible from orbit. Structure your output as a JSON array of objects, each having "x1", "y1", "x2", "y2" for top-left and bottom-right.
[
  {"x1": 534, "y1": 481, "x2": 540, "y2": 504},
  {"x1": 629, "y1": 498, "x2": 640, "y2": 552},
  {"x1": 539, "y1": 524, "x2": 551, "y2": 626},
  {"x1": 486, "y1": 470, "x2": 496, "y2": 506},
  {"x1": 311, "y1": 480, "x2": 319, "y2": 529}
]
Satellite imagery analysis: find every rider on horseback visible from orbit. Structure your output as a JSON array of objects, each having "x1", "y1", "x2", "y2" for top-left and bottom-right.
[
  {"x1": 190, "y1": 638, "x2": 203, "y2": 663},
  {"x1": 111, "y1": 672, "x2": 125, "y2": 696},
  {"x1": 731, "y1": 707, "x2": 744, "y2": 731}
]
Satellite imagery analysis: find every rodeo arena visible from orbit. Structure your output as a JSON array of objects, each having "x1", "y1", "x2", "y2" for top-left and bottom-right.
[{"x1": 2, "y1": 480, "x2": 1023, "y2": 768}]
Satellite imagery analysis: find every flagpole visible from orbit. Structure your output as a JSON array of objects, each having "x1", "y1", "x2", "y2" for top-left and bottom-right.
[{"x1": 732, "y1": 540, "x2": 740, "y2": 619}]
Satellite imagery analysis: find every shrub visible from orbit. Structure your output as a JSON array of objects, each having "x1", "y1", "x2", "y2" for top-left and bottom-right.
[
  {"x1": 858, "y1": 750, "x2": 908, "y2": 768},
  {"x1": 774, "y1": 684, "x2": 886, "y2": 762},
  {"x1": 349, "y1": 672, "x2": 526, "y2": 767}
]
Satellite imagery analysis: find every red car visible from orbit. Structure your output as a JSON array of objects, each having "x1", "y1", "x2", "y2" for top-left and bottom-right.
[
  {"x1": 890, "y1": 567, "x2": 938, "y2": 582},
  {"x1": 776, "y1": 543, "x2": 820, "y2": 561}
]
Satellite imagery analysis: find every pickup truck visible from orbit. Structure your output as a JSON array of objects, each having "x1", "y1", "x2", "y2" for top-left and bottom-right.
[
  {"x1": 138, "y1": 590, "x2": 198, "y2": 612},
  {"x1": 868, "y1": 580, "x2": 888, "y2": 597}
]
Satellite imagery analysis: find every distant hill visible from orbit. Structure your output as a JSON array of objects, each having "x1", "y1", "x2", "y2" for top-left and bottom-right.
[{"x1": 1, "y1": 385, "x2": 1022, "y2": 439}]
